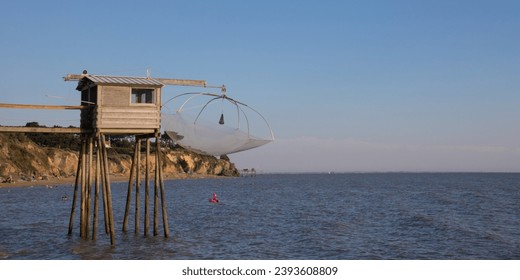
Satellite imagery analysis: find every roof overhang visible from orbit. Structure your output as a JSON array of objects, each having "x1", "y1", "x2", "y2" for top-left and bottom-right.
[{"x1": 74, "y1": 75, "x2": 165, "y2": 91}]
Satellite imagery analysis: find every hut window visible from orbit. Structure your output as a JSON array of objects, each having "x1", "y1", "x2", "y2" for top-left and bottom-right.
[
  {"x1": 81, "y1": 86, "x2": 97, "y2": 105},
  {"x1": 131, "y1": 88, "x2": 154, "y2": 104}
]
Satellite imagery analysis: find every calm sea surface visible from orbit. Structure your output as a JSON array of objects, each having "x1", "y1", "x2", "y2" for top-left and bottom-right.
[{"x1": 0, "y1": 173, "x2": 519, "y2": 259}]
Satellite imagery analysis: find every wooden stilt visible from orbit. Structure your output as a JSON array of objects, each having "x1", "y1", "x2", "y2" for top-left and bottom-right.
[
  {"x1": 100, "y1": 134, "x2": 116, "y2": 245},
  {"x1": 123, "y1": 142, "x2": 138, "y2": 232},
  {"x1": 135, "y1": 138, "x2": 141, "y2": 235},
  {"x1": 92, "y1": 139, "x2": 100, "y2": 240},
  {"x1": 154, "y1": 136, "x2": 160, "y2": 236},
  {"x1": 157, "y1": 144, "x2": 170, "y2": 237},
  {"x1": 80, "y1": 138, "x2": 87, "y2": 238},
  {"x1": 68, "y1": 150, "x2": 82, "y2": 235},
  {"x1": 99, "y1": 138, "x2": 109, "y2": 235},
  {"x1": 144, "y1": 138, "x2": 150, "y2": 236},
  {"x1": 86, "y1": 137, "x2": 93, "y2": 239}
]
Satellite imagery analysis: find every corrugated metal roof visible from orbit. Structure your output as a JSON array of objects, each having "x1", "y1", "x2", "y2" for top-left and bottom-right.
[{"x1": 85, "y1": 75, "x2": 164, "y2": 87}]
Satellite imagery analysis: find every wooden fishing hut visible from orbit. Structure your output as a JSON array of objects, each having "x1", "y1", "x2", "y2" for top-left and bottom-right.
[
  {"x1": 74, "y1": 74, "x2": 163, "y2": 134},
  {"x1": 61, "y1": 72, "x2": 207, "y2": 245},
  {"x1": 0, "y1": 71, "x2": 207, "y2": 245},
  {"x1": 0, "y1": 71, "x2": 207, "y2": 244}
]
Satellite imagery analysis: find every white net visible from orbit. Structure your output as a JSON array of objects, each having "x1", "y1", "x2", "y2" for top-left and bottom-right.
[{"x1": 161, "y1": 93, "x2": 274, "y2": 156}]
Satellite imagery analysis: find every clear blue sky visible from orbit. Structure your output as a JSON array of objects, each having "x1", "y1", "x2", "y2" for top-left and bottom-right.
[{"x1": 1, "y1": 0, "x2": 519, "y2": 172}]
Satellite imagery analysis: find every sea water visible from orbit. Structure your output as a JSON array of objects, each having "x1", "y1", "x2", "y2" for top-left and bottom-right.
[{"x1": 0, "y1": 173, "x2": 519, "y2": 259}]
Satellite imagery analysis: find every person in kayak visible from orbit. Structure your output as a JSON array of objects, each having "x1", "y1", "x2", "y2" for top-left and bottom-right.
[{"x1": 209, "y1": 193, "x2": 219, "y2": 203}]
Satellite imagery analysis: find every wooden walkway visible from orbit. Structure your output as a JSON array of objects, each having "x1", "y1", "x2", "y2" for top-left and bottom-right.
[
  {"x1": 0, "y1": 103, "x2": 86, "y2": 110},
  {"x1": 0, "y1": 126, "x2": 85, "y2": 133},
  {"x1": 0, "y1": 103, "x2": 87, "y2": 133}
]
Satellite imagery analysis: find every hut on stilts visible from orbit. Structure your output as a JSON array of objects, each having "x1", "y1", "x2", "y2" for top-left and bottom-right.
[
  {"x1": 1, "y1": 70, "x2": 250, "y2": 246},
  {"x1": 63, "y1": 71, "x2": 207, "y2": 245}
]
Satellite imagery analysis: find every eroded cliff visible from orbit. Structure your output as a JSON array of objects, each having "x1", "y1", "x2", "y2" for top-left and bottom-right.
[{"x1": 0, "y1": 133, "x2": 239, "y2": 183}]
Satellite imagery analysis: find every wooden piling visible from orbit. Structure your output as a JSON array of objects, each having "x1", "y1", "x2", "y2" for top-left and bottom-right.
[
  {"x1": 144, "y1": 138, "x2": 150, "y2": 236},
  {"x1": 68, "y1": 151, "x2": 82, "y2": 235},
  {"x1": 80, "y1": 139, "x2": 87, "y2": 238},
  {"x1": 92, "y1": 139, "x2": 100, "y2": 240},
  {"x1": 99, "y1": 138, "x2": 109, "y2": 235},
  {"x1": 154, "y1": 136, "x2": 160, "y2": 236},
  {"x1": 157, "y1": 143, "x2": 170, "y2": 237},
  {"x1": 86, "y1": 137, "x2": 93, "y2": 239},
  {"x1": 135, "y1": 138, "x2": 141, "y2": 235},
  {"x1": 100, "y1": 134, "x2": 116, "y2": 245},
  {"x1": 123, "y1": 142, "x2": 138, "y2": 233}
]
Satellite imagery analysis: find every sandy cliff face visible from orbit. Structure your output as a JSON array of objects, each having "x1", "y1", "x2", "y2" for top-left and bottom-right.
[{"x1": 0, "y1": 133, "x2": 239, "y2": 182}]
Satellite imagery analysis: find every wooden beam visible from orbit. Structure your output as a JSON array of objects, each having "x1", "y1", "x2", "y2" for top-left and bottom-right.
[
  {"x1": 0, "y1": 126, "x2": 87, "y2": 134},
  {"x1": 64, "y1": 73, "x2": 207, "y2": 87},
  {"x1": 154, "y1": 78, "x2": 207, "y2": 87},
  {"x1": 96, "y1": 128, "x2": 158, "y2": 135},
  {"x1": 63, "y1": 74, "x2": 86, "y2": 81},
  {"x1": 0, "y1": 103, "x2": 86, "y2": 110}
]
